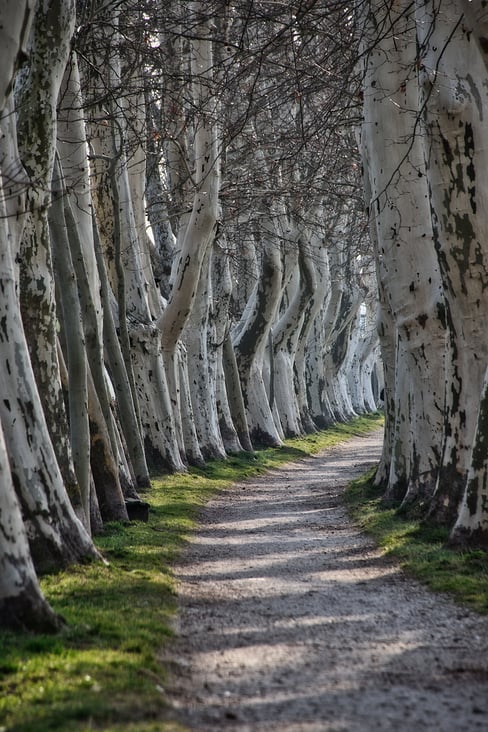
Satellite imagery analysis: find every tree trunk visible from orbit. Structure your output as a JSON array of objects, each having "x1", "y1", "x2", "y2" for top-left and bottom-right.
[
  {"x1": 49, "y1": 159, "x2": 91, "y2": 530},
  {"x1": 92, "y1": 217, "x2": 151, "y2": 486},
  {"x1": 461, "y1": 1, "x2": 488, "y2": 61},
  {"x1": 212, "y1": 240, "x2": 246, "y2": 453},
  {"x1": 0, "y1": 135, "x2": 100, "y2": 573},
  {"x1": 87, "y1": 366, "x2": 129, "y2": 522},
  {"x1": 450, "y1": 0, "x2": 488, "y2": 545},
  {"x1": 416, "y1": 0, "x2": 488, "y2": 524},
  {"x1": 157, "y1": 5, "x2": 221, "y2": 464},
  {"x1": 294, "y1": 224, "x2": 329, "y2": 434},
  {"x1": 145, "y1": 94, "x2": 175, "y2": 300},
  {"x1": 15, "y1": 0, "x2": 79, "y2": 502},
  {"x1": 0, "y1": 1, "x2": 64, "y2": 629},
  {"x1": 56, "y1": 52, "x2": 150, "y2": 491},
  {"x1": 184, "y1": 246, "x2": 227, "y2": 460},
  {"x1": 273, "y1": 231, "x2": 308, "y2": 438},
  {"x1": 0, "y1": 424, "x2": 63, "y2": 632},
  {"x1": 361, "y1": 0, "x2": 447, "y2": 508},
  {"x1": 233, "y1": 228, "x2": 284, "y2": 447},
  {"x1": 157, "y1": 5, "x2": 220, "y2": 374},
  {"x1": 0, "y1": 1, "x2": 34, "y2": 112}
]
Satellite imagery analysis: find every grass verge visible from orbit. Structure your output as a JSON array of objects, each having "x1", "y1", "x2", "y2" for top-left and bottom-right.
[
  {"x1": 344, "y1": 468, "x2": 488, "y2": 615},
  {"x1": 0, "y1": 413, "x2": 383, "y2": 732}
]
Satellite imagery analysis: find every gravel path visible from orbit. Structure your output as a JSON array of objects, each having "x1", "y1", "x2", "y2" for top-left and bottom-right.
[{"x1": 164, "y1": 430, "x2": 488, "y2": 731}]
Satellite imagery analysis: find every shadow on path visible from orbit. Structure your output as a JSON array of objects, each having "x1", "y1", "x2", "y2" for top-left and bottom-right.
[{"x1": 164, "y1": 430, "x2": 488, "y2": 731}]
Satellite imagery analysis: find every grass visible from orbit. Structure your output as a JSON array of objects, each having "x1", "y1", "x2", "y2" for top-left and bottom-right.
[
  {"x1": 0, "y1": 413, "x2": 383, "y2": 732},
  {"x1": 344, "y1": 467, "x2": 488, "y2": 615}
]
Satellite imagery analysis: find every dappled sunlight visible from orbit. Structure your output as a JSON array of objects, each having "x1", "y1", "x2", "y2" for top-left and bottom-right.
[{"x1": 167, "y1": 431, "x2": 488, "y2": 730}]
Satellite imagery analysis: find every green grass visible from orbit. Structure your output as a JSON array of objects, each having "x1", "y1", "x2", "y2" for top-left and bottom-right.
[
  {"x1": 0, "y1": 413, "x2": 383, "y2": 732},
  {"x1": 345, "y1": 468, "x2": 488, "y2": 615}
]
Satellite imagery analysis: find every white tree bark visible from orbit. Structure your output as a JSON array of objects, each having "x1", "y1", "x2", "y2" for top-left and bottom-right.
[
  {"x1": 306, "y1": 298, "x2": 339, "y2": 428},
  {"x1": 306, "y1": 234, "x2": 358, "y2": 426},
  {"x1": 372, "y1": 277, "x2": 396, "y2": 488},
  {"x1": 0, "y1": 127, "x2": 99, "y2": 572},
  {"x1": 157, "y1": 7, "x2": 220, "y2": 343},
  {"x1": 416, "y1": 0, "x2": 488, "y2": 523},
  {"x1": 233, "y1": 224, "x2": 284, "y2": 447},
  {"x1": 15, "y1": 0, "x2": 81, "y2": 503},
  {"x1": 294, "y1": 223, "x2": 329, "y2": 434},
  {"x1": 145, "y1": 95, "x2": 176, "y2": 300},
  {"x1": 272, "y1": 230, "x2": 308, "y2": 437},
  {"x1": 361, "y1": 0, "x2": 447, "y2": 507},
  {"x1": 0, "y1": 423, "x2": 63, "y2": 632},
  {"x1": 450, "y1": 362, "x2": 488, "y2": 545},
  {"x1": 449, "y1": 0, "x2": 488, "y2": 545},
  {"x1": 56, "y1": 52, "x2": 149, "y2": 492},
  {"x1": 91, "y1": 215, "x2": 152, "y2": 486},
  {"x1": 84, "y1": 7, "x2": 184, "y2": 473},
  {"x1": 183, "y1": 246, "x2": 227, "y2": 460},
  {"x1": 157, "y1": 5, "x2": 221, "y2": 463},
  {"x1": 461, "y1": 0, "x2": 488, "y2": 59},
  {"x1": 212, "y1": 240, "x2": 246, "y2": 453},
  {"x1": 0, "y1": 0, "x2": 65, "y2": 630},
  {"x1": 0, "y1": 0, "x2": 100, "y2": 571},
  {"x1": 49, "y1": 158, "x2": 91, "y2": 529}
]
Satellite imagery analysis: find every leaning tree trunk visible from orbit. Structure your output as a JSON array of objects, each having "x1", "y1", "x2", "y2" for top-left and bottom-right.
[
  {"x1": 0, "y1": 0, "x2": 65, "y2": 630},
  {"x1": 57, "y1": 51, "x2": 150, "y2": 492},
  {"x1": 157, "y1": 5, "x2": 221, "y2": 463},
  {"x1": 306, "y1": 235, "x2": 355, "y2": 426},
  {"x1": 306, "y1": 296, "x2": 338, "y2": 429},
  {"x1": 324, "y1": 290, "x2": 361, "y2": 423},
  {"x1": 145, "y1": 93, "x2": 176, "y2": 300},
  {"x1": 347, "y1": 296, "x2": 380, "y2": 414},
  {"x1": 15, "y1": 0, "x2": 83, "y2": 513},
  {"x1": 272, "y1": 230, "x2": 309, "y2": 438},
  {"x1": 49, "y1": 159, "x2": 91, "y2": 530},
  {"x1": 0, "y1": 112, "x2": 100, "y2": 573},
  {"x1": 60, "y1": 185, "x2": 132, "y2": 518},
  {"x1": 85, "y1": 11, "x2": 183, "y2": 473},
  {"x1": 294, "y1": 220, "x2": 329, "y2": 435},
  {"x1": 113, "y1": 127, "x2": 184, "y2": 473},
  {"x1": 0, "y1": 5, "x2": 100, "y2": 572},
  {"x1": 212, "y1": 239, "x2": 248, "y2": 453},
  {"x1": 233, "y1": 225, "x2": 284, "y2": 447}
]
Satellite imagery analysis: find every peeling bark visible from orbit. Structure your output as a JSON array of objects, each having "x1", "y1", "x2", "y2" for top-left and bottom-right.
[
  {"x1": 0, "y1": 0, "x2": 64, "y2": 630},
  {"x1": 361, "y1": 0, "x2": 447, "y2": 508},
  {"x1": 15, "y1": 0, "x2": 80, "y2": 507},
  {"x1": 233, "y1": 228, "x2": 284, "y2": 447},
  {"x1": 416, "y1": 0, "x2": 488, "y2": 524}
]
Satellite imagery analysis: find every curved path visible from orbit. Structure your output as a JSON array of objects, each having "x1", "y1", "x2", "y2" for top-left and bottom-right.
[{"x1": 165, "y1": 430, "x2": 488, "y2": 731}]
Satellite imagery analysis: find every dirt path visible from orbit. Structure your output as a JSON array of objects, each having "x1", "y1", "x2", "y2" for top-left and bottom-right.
[{"x1": 164, "y1": 430, "x2": 488, "y2": 731}]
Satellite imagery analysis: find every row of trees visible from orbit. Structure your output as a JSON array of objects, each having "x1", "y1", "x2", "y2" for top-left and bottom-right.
[
  {"x1": 6, "y1": 0, "x2": 488, "y2": 634},
  {"x1": 0, "y1": 1, "x2": 379, "y2": 631}
]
